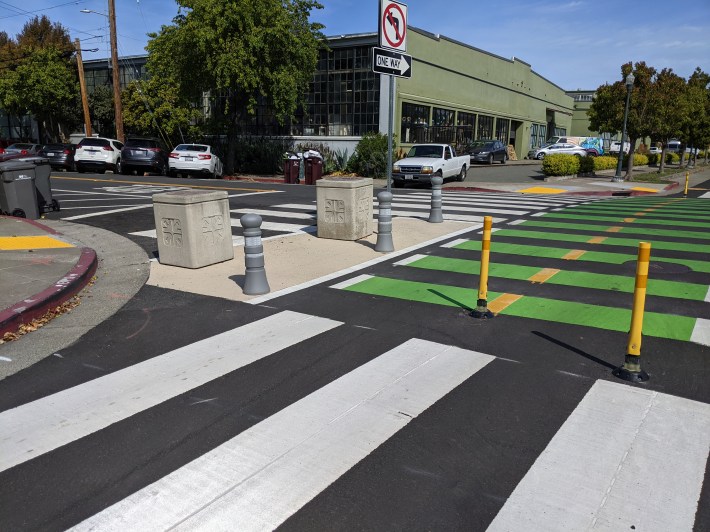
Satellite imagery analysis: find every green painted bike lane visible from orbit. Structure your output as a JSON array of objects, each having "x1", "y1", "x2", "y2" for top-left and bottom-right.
[
  {"x1": 453, "y1": 240, "x2": 710, "y2": 273},
  {"x1": 521, "y1": 220, "x2": 710, "y2": 241},
  {"x1": 540, "y1": 212, "x2": 710, "y2": 229},
  {"x1": 490, "y1": 229, "x2": 710, "y2": 254},
  {"x1": 403, "y1": 255, "x2": 709, "y2": 301},
  {"x1": 553, "y1": 207, "x2": 710, "y2": 222},
  {"x1": 339, "y1": 276, "x2": 697, "y2": 343}
]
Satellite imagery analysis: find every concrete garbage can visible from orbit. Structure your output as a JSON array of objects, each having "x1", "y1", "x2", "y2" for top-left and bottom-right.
[
  {"x1": 152, "y1": 189, "x2": 234, "y2": 268},
  {"x1": 0, "y1": 161, "x2": 40, "y2": 219},
  {"x1": 18, "y1": 156, "x2": 59, "y2": 212},
  {"x1": 316, "y1": 177, "x2": 373, "y2": 240}
]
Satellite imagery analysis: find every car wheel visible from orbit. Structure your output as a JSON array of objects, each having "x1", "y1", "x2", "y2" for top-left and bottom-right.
[
  {"x1": 488, "y1": 154, "x2": 494, "y2": 165},
  {"x1": 457, "y1": 166, "x2": 467, "y2": 182},
  {"x1": 536, "y1": 153, "x2": 545, "y2": 160},
  {"x1": 114, "y1": 159, "x2": 122, "y2": 174},
  {"x1": 168, "y1": 169, "x2": 177, "y2": 178},
  {"x1": 501, "y1": 154, "x2": 507, "y2": 164},
  {"x1": 76, "y1": 164, "x2": 85, "y2": 173}
]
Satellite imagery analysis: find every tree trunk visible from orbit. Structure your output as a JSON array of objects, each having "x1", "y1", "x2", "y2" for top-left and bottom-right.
[
  {"x1": 679, "y1": 143, "x2": 686, "y2": 167},
  {"x1": 659, "y1": 147, "x2": 667, "y2": 173},
  {"x1": 624, "y1": 136, "x2": 636, "y2": 180}
]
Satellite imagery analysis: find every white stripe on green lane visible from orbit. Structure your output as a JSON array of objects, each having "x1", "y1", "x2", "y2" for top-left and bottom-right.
[
  {"x1": 400, "y1": 254, "x2": 708, "y2": 301},
  {"x1": 336, "y1": 276, "x2": 701, "y2": 344},
  {"x1": 521, "y1": 220, "x2": 710, "y2": 240},
  {"x1": 540, "y1": 212, "x2": 710, "y2": 228},
  {"x1": 552, "y1": 205, "x2": 710, "y2": 221},
  {"x1": 492, "y1": 228, "x2": 710, "y2": 254},
  {"x1": 452, "y1": 240, "x2": 710, "y2": 274}
]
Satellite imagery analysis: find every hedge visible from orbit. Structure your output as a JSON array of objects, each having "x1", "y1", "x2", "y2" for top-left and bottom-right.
[
  {"x1": 593, "y1": 156, "x2": 617, "y2": 171},
  {"x1": 542, "y1": 154, "x2": 580, "y2": 176},
  {"x1": 665, "y1": 152, "x2": 681, "y2": 164}
]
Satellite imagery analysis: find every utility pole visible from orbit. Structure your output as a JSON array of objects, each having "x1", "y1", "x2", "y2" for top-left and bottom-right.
[
  {"x1": 108, "y1": 0, "x2": 124, "y2": 142},
  {"x1": 74, "y1": 38, "x2": 92, "y2": 138}
]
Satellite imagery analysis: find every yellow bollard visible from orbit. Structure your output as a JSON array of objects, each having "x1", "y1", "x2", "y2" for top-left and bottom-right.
[
  {"x1": 471, "y1": 216, "x2": 494, "y2": 319},
  {"x1": 684, "y1": 172, "x2": 689, "y2": 196},
  {"x1": 613, "y1": 242, "x2": 651, "y2": 382}
]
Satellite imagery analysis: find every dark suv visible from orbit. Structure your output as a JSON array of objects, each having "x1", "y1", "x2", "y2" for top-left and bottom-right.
[{"x1": 120, "y1": 138, "x2": 169, "y2": 176}]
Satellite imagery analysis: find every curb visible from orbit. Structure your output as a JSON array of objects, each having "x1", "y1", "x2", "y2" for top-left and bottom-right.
[{"x1": 0, "y1": 246, "x2": 98, "y2": 337}]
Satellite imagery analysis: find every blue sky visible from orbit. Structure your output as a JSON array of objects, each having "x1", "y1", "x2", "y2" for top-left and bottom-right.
[{"x1": 2, "y1": 0, "x2": 709, "y2": 90}]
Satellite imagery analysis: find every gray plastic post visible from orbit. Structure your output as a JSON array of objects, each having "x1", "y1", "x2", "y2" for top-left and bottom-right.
[
  {"x1": 428, "y1": 175, "x2": 444, "y2": 223},
  {"x1": 375, "y1": 190, "x2": 394, "y2": 253},
  {"x1": 241, "y1": 213, "x2": 270, "y2": 295}
]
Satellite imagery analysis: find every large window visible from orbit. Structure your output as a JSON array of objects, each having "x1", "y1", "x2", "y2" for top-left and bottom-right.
[
  {"x1": 401, "y1": 102, "x2": 430, "y2": 143},
  {"x1": 457, "y1": 112, "x2": 476, "y2": 144},
  {"x1": 495, "y1": 118, "x2": 510, "y2": 144},
  {"x1": 477, "y1": 114, "x2": 493, "y2": 139}
]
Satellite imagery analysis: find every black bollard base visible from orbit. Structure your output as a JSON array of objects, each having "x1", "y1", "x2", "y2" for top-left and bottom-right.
[
  {"x1": 470, "y1": 302, "x2": 494, "y2": 319},
  {"x1": 612, "y1": 355, "x2": 649, "y2": 382}
]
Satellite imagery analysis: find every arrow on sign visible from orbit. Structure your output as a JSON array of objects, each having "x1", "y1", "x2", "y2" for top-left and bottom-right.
[{"x1": 372, "y1": 47, "x2": 412, "y2": 78}]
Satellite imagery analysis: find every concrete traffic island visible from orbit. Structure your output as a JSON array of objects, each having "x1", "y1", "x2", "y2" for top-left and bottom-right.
[
  {"x1": 316, "y1": 177, "x2": 373, "y2": 240},
  {"x1": 153, "y1": 189, "x2": 234, "y2": 268}
]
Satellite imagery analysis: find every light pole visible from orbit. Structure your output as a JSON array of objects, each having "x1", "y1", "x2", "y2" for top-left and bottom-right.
[
  {"x1": 80, "y1": 3, "x2": 124, "y2": 143},
  {"x1": 611, "y1": 72, "x2": 635, "y2": 183}
]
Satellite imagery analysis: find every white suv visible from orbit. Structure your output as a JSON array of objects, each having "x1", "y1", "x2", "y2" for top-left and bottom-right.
[{"x1": 75, "y1": 137, "x2": 124, "y2": 174}]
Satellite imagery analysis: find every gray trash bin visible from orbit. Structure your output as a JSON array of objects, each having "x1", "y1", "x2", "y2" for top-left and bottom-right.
[
  {"x1": 0, "y1": 161, "x2": 40, "y2": 219},
  {"x1": 18, "y1": 156, "x2": 59, "y2": 212}
]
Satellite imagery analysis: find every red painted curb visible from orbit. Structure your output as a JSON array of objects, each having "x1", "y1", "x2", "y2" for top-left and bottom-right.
[{"x1": 0, "y1": 247, "x2": 98, "y2": 337}]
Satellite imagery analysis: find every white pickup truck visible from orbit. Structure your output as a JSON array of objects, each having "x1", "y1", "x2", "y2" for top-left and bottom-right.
[{"x1": 392, "y1": 144, "x2": 468, "y2": 188}]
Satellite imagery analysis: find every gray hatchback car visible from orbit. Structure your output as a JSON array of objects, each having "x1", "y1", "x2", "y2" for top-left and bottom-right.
[{"x1": 120, "y1": 137, "x2": 170, "y2": 176}]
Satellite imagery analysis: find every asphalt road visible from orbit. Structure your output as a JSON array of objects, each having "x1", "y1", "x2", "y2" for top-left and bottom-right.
[{"x1": 1, "y1": 172, "x2": 709, "y2": 530}]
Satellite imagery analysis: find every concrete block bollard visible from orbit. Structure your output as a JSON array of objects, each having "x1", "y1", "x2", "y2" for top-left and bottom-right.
[
  {"x1": 241, "y1": 213, "x2": 270, "y2": 295},
  {"x1": 428, "y1": 175, "x2": 443, "y2": 223},
  {"x1": 375, "y1": 190, "x2": 394, "y2": 252}
]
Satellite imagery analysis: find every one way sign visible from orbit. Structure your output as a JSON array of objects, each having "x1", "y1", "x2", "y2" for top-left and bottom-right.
[{"x1": 372, "y1": 47, "x2": 412, "y2": 78}]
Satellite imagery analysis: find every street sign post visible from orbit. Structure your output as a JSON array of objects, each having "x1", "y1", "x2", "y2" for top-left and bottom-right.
[{"x1": 372, "y1": 47, "x2": 412, "y2": 78}]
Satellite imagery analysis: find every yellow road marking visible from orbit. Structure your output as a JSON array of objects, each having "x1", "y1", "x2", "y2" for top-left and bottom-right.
[
  {"x1": 0, "y1": 236, "x2": 74, "y2": 250},
  {"x1": 689, "y1": 188, "x2": 710, "y2": 191},
  {"x1": 517, "y1": 186, "x2": 568, "y2": 194},
  {"x1": 54, "y1": 176, "x2": 279, "y2": 193},
  {"x1": 488, "y1": 293, "x2": 523, "y2": 314},
  {"x1": 528, "y1": 268, "x2": 560, "y2": 284},
  {"x1": 587, "y1": 236, "x2": 607, "y2": 244},
  {"x1": 562, "y1": 249, "x2": 586, "y2": 260},
  {"x1": 606, "y1": 226, "x2": 623, "y2": 233},
  {"x1": 630, "y1": 187, "x2": 659, "y2": 193},
  {"x1": 633, "y1": 212, "x2": 647, "y2": 216},
  {"x1": 623, "y1": 217, "x2": 636, "y2": 223}
]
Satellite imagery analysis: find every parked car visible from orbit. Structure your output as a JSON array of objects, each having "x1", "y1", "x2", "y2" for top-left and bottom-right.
[
  {"x1": 120, "y1": 137, "x2": 170, "y2": 176},
  {"x1": 391, "y1": 144, "x2": 469, "y2": 187},
  {"x1": 168, "y1": 144, "x2": 224, "y2": 178},
  {"x1": 649, "y1": 146, "x2": 662, "y2": 155},
  {"x1": 534, "y1": 143, "x2": 587, "y2": 159},
  {"x1": 38, "y1": 143, "x2": 76, "y2": 171},
  {"x1": 466, "y1": 139, "x2": 508, "y2": 164},
  {"x1": 74, "y1": 137, "x2": 124, "y2": 174},
  {"x1": 528, "y1": 143, "x2": 552, "y2": 159},
  {"x1": 4, "y1": 143, "x2": 42, "y2": 156}
]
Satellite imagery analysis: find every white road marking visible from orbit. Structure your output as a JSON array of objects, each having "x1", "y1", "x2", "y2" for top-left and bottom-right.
[
  {"x1": 441, "y1": 238, "x2": 468, "y2": 248},
  {"x1": 330, "y1": 274, "x2": 374, "y2": 289},
  {"x1": 0, "y1": 311, "x2": 341, "y2": 473},
  {"x1": 388, "y1": 210, "x2": 507, "y2": 223},
  {"x1": 230, "y1": 208, "x2": 316, "y2": 220},
  {"x1": 385, "y1": 201, "x2": 529, "y2": 216},
  {"x1": 71, "y1": 339, "x2": 495, "y2": 532},
  {"x1": 507, "y1": 219, "x2": 526, "y2": 225},
  {"x1": 698, "y1": 192, "x2": 710, "y2": 199},
  {"x1": 382, "y1": 196, "x2": 554, "y2": 209},
  {"x1": 487, "y1": 380, "x2": 710, "y2": 532},
  {"x1": 393, "y1": 254, "x2": 427, "y2": 266},
  {"x1": 690, "y1": 317, "x2": 710, "y2": 346},
  {"x1": 61, "y1": 205, "x2": 153, "y2": 220},
  {"x1": 531, "y1": 212, "x2": 547, "y2": 217},
  {"x1": 231, "y1": 218, "x2": 314, "y2": 233},
  {"x1": 706, "y1": 286, "x2": 710, "y2": 303}
]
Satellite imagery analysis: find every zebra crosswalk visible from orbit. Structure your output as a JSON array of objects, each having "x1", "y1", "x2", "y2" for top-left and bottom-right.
[
  {"x1": 1, "y1": 309, "x2": 708, "y2": 530},
  {"x1": 128, "y1": 191, "x2": 602, "y2": 244}
]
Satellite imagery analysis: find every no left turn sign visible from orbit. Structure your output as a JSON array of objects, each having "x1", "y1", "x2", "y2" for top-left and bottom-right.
[{"x1": 379, "y1": 0, "x2": 407, "y2": 52}]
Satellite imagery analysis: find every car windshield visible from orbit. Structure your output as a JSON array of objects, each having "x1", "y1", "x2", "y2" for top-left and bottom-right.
[
  {"x1": 470, "y1": 141, "x2": 495, "y2": 150},
  {"x1": 175, "y1": 144, "x2": 208, "y2": 152},
  {"x1": 79, "y1": 138, "x2": 110, "y2": 147},
  {"x1": 8, "y1": 144, "x2": 32, "y2": 149},
  {"x1": 407, "y1": 145, "x2": 443, "y2": 158}
]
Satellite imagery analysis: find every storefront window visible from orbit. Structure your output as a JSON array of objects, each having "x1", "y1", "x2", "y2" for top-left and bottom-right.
[
  {"x1": 495, "y1": 118, "x2": 510, "y2": 143},
  {"x1": 401, "y1": 102, "x2": 430, "y2": 143},
  {"x1": 477, "y1": 115, "x2": 493, "y2": 139}
]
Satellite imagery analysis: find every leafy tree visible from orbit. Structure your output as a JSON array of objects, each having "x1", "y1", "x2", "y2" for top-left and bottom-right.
[
  {"x1": 588, "y1": 62, "x2": 656, "y2": 180},
  {"x1": 648, "y1": 68, "x2": 687, "y2": 172},
  {"x1": 683, "y1": 68, "x2": 710, "y2": 166},
  {"x1": 122, "y1": 76, "x2": 202, "y2": 147},
  {"x1": 0, "y1": 16, "x2": 80, "y2": 142},
  {"x1": 145, "y1": 0, "x2": 325, "y2": 172},
  {"x1": 89, "y1": 84, "x2": 115, "y2": 137}
]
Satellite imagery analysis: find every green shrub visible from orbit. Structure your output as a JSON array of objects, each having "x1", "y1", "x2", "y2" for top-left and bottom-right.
[
  {"x1": 647, "y1": 153, "x2": 659, "y2": 165},
  {"x1": 594, "y1": 156, "x2": 618, "y2": 171},
  {"x1": 578, "y1": 155, "x2": 595, "y2": 174},
  {"x1": 542, "y1": 154, "x2": 580, "y2": 176},
  {"x1": 227, "y1": 136, "x2": 294, "y2": 174},
  {"x1": 346, "y1": 132, "x2": 393, "y2": 178},
  {"x1": 665, "y1": 152, "x2": 680, "y2": 164},
  {"x1": 633, "y1": 153, "x2": 648, "y2": 166}
]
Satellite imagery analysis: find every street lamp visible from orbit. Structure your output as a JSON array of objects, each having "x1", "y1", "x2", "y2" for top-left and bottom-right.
[
  {"x1": 80, "y1": 3, "x2": 124, "y2": 142},
  {"x1": 611, "y1": 72, "x2": 635, "y2": 183}
]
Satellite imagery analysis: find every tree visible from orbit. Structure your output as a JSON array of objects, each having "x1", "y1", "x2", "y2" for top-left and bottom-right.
[
  {"x1": 588, "y1": 62, "x2": 656, "y2": 180},
  {"x1": 648, "y1": 68, "x2": 687, "y2": 173},
  {"x1": 683, "y1": 68, "x2": 710, "y2": 167},
  {"x1": 89, "y1": 85, "x2": 115, "y2": 137},
  {"x1": 122, "y1": 76, "x2": 203, "y2": 146},
  {"x1": 0, "y1": 16, "x2": 80, "y2": 142},
  {"x1": 145, "y1": 0, "x2": 325, "y2": 172}
]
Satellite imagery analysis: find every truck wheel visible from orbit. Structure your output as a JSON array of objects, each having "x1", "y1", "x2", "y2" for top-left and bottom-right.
[
  {"x1": 458, "y1": 166, "x2": 467, "y2": 182},
  {"x1": 488, "y1": 154, "x2": 494, "y2": 165}
]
